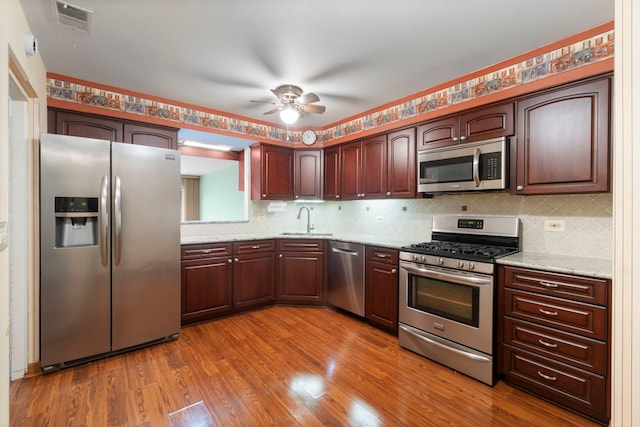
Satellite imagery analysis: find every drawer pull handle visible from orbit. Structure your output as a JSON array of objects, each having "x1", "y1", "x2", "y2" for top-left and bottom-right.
[
  {"x1": 251, "y1": 245, "x2": 260, "y2": 249},
  {"x1": 538, "y1": 339, "x2": 558, "y2": 348},
  {"x1": 539, "y1": 281, "x2": 559, "y2": 288},
  {"x1": 537, "y1": 371, "x2": 557, "y2": 381},
  {"x1": 375, "y1": 253, "x2": 388, "y2": 258},
  {"x1": 539, "y1": 308, "x2": 558, "y2": 316}
]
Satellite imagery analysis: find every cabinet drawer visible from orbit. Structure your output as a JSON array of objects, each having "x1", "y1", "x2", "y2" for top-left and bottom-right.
[
  {"x1": 504, "y1": 289, "x2": 606, "y2": 340},
  {"x1": 366, "y1": 246, "x2": 398, "y2": 265},
  {"x1": 502, "y1": 345, "x2": 607, "y2": 423},
  {"x1": 181, "y1": 243, "x2": 232, "y2": 260},
  {"x1": 503, "y1": 267, "x2": 607, "y2": 306},
  {"x1": 503, "y1": 317, "x2": 606, "y2": 375},
  {"x1": 278, "y1": 239, "x2": 324, "y2": 252},
  {"x1": 233, "y1": 239, "x2": 276, "y2": 254}
]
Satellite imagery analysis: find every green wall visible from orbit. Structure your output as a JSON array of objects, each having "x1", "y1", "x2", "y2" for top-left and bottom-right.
[{"x1": 200, "y1": 164, "x2": 244, "y2": 221}]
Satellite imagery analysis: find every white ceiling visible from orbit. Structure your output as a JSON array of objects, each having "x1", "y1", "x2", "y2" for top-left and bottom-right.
[{"x1": 21, "y1": 0, "x2": 613, "y2": 133}]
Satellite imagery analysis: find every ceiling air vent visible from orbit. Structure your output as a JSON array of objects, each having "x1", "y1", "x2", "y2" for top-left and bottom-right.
[{"x1": 53, "y1": 0, "x2": 93, "y2": 34}]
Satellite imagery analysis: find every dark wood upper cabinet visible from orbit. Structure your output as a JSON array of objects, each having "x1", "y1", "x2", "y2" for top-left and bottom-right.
[
  {"x1": 123, "y1": 123, "x2": 177, "y2": 149},
  {"x1": 251, "y1": 143, "x2": 294, "y2": 200},
  {"x1": 417, "y1": 102, "x2": 514, "y2": 150},
  {"x1": 340, "y1": 135, "x2": 388, "y2": 200},
  {"x1": 54, "y1": 110, "x2": 123, "y2": 142},
  {"x1": 49, "y1": 108, "x2": 178, "y2": 149},
  {"x1": 361, "y1": 135, "x2": 388, "y2": 199},
  {"x1": 294, "y1": 149, "x2": 323, "y2": 200},
  {"x1": 386, "y1": 127, "x2": 416, "y2": 198},
  {"x1": 323, "y1": 145, "x2": 341, "y2": 200},
  {"x1": 513, "y1": 76, "x2": 611, "y2": 195},
  {"x1": 340, "y1": 140, "x2": 363, "y2": 200}
]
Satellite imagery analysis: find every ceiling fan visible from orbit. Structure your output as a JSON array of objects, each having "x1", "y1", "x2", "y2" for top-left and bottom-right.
[{"x1": 251, "y1": 84, "x2": 326, "y2": 124}]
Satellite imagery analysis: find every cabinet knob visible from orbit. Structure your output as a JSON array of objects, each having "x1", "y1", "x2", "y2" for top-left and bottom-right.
[
  {"x1": 452, "y1": 137, "x2": 459, "y2": 141},
  {"x1": 335, "y1": 195, "x2": 340, "y2": 199},
  {"x1": 516, "y1": 185, "x2": 524, "y2": 191},
  {"x1": 262, "y1": 194, "x2": 267, "y2": 198},
  {"x1": 279, "y1": 254, "x2": 283, "y2": 258},
  {"x1": 228, "y1": 259, "x2": 232, "y2": 263},
  {"x1": 386, "y1": 191, "x2": 391, "y2": 196},
  {"x1": 459, "y1": 136, "x2": 467, "y2": 141},
  {"x1": 234, "y1": 258, "x2": 239, "y2": 263},
  {"x1": 391, "y1": 268, "x2": 397, "y2": 274}
]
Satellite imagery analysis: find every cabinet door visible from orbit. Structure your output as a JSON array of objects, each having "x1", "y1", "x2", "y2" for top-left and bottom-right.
[
  {"x1": 323, "y1": 146, "x2": 341, "y2": 200},
  {"x1": 361, "y1": 135, "x2": 387, "y2": 199},
  {"x1": 277, "y1": 250, "x2": 325, "y2": 304},
  {"x1": 460, "y1": 102, "x2": 514, "y2": 143},
  {"x1": 365, "y1": 260, "x2": 399, "y2": 334},
  {"x1": 54, "y1": 110, "x2": 123, "y2": 141},
  {"x1": 416, "y1": 115, "x2": 459, "y2": 150},
  {"x1": 514, "y1": 77, "x2": 611, "y2": 194},
  {"x1": 386, "y1": 128, "x2": 416, "y2": 198},
  {"x1": 123, "y1": 123, "x2": 178, "y2": 149},
  {"x1": 340, "y1": 140, "x2": 362, "y2": 200},
  {"x1": 294, "y1": 149, "x2": 323, "y2": 200},
  {"x1": 233, "y1": 251, "x2": 276, "y2": 310},
  {"x1": 251, "y1": 144, "x2": 294, "y2": 200},
  {"x1": 181, "y1": 257, "x2": 232, "y2": 324}
]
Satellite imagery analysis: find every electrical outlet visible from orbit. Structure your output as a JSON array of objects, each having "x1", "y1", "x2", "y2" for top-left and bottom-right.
[
  {"x1": 544, "y1": 219, "x2": 565, "y2": 232},
  {"x1": 376, "y1": 216, "x2": 385, "y2": 223}
]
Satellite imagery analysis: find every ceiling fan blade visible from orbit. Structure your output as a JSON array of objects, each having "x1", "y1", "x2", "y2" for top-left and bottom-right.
[
  {"x1": 297, "y1": 92, "x2": 320, "y2": 104},
  {"x1": 250, "y1": 99, "x2": 278, "y2": 105},
  {"x1": 301, "y1": 104, "x2": 326, "y2": 114},
  {"x1": 263, "y1": 107, "x2": 282, "y2": 115}
]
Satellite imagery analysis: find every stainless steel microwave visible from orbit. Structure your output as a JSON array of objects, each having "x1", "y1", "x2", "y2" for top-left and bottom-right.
[{"x1": 418, "y1": 137, "x2": 508, "y2": 193}]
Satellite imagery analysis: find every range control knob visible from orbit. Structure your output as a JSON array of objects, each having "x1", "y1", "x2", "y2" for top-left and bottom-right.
[
  {"x1": 468, "y1": 262, "x2": 475, "y2": 270},
  {"x1": 437, "y1": 258, "x2": 445, "y2": 266},
  {"x1": 456, "y1": 260, "x2": 465, "y2": 268}
]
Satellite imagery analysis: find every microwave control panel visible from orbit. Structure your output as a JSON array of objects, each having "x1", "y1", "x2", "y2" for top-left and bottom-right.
[{"x1": 481, "y1": 152, "x2": 501, "y2": 180}]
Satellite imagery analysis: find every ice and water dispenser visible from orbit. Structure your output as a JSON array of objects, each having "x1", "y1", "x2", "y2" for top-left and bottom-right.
[{"x1": 54, "y1": 196, "x2": 99, "y2": 248}]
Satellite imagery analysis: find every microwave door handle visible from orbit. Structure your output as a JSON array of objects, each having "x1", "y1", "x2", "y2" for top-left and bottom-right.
[{"x1": 473, "y1": 148, "x2": 481, "y2": 187}]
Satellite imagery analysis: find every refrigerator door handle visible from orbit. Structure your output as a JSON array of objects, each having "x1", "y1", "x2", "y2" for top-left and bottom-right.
[
  {"x1": 100, "y1": 175, "x2": 109, "y2": 267},
  {"x1": 114, "y1": 176, "x2": 122, "y2": 266}
]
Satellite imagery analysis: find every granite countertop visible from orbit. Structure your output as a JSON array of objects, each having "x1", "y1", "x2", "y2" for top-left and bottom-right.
[
  {"x1": 497, "y1": 251, "x2": 613, "y2": 280},
  {"x1": 182, "y1": 233, "x2": 613, "y2": 279},
  {"x1": 181, "y1": 232, "x2": 415, "y2": 251}
]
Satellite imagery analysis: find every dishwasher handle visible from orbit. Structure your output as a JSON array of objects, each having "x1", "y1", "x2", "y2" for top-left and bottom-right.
[{"x1": 331, "y1": 247, "x2": 360, "y2": 256}]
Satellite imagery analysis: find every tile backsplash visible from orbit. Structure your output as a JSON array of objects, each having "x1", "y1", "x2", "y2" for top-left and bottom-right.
[{"x1": 181, "y1": 192, "x2": 613, "y2": 260}]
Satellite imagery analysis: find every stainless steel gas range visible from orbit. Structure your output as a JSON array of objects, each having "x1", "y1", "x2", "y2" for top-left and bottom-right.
[{"x1": 398, "y1": 215, "x2": 521, "y2": 385}]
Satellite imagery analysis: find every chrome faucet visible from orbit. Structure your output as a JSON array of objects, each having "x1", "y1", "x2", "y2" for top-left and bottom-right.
[{"x1": 297, "y1": 207, "x2": 314, "y2": 233}]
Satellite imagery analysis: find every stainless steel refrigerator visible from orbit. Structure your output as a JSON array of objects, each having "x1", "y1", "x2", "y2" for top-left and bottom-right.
[{"x1": 40, "y1": 133, "x2": 181, "y2": 372}]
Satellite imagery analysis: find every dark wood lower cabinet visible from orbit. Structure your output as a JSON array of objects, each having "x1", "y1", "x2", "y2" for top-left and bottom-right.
[
  {"x1": 365, "y1": 246, "x2": 399, "y2": 334},
  {"x1": 180, "y1": 243, "x2": 233, "y2": 325},
  {"x1": 277, "y1": 239, "x2": 325, "y2": 304},
  {"x1": 498, "y1": 265, "x2": 610, "y2": 424},
  {"x1": 232, "y1": 240, "x2": 276, "y2": 310}
]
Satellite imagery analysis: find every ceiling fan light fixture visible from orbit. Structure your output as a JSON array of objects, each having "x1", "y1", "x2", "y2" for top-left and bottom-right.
[{"x1": 279, "y1": 106, "x2": 300, "y2": 124}]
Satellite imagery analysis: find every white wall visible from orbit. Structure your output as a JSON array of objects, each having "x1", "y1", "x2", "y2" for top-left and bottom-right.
[{"x1": 1, "y1": 0, "x2": 47, "y2": 425}]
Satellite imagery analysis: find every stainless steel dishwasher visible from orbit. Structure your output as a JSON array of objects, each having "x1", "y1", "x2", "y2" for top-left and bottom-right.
[{"x1": 328, "y1": 241, "x2": 365, "y2": 316}]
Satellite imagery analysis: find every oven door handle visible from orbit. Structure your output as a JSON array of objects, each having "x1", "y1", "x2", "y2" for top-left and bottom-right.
[
  {"x1": 401, "y1": 263, "x2": 492, "y2": 287},
  {"x1": 399, "y1": 324, "x2": 491, "y2": 362}
]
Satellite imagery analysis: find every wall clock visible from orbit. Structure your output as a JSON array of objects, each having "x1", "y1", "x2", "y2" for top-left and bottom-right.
[{"x1": 301, "y1": 129, "x2": 318, "y2": 146}]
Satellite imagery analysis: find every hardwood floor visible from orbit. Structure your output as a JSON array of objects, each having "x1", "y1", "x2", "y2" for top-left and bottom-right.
[{"x1": 10, "y1": 306, "x2": 600, "y2": 426}]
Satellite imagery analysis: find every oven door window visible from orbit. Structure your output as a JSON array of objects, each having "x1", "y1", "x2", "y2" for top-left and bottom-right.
[{"x1": 408, "y1": 274, "x2": 479, "y2": 327}]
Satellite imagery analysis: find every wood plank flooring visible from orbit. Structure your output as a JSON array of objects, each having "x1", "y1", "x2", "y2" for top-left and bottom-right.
[{"x1": 10, "y1": 306, "x2": 600, "y2": 426}]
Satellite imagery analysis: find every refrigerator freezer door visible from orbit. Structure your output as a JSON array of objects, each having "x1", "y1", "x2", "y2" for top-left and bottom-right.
[
  {"x1": 40, "y1": 134, "x2": 111, "y2": 367},
  {"x1": 111, "y1": 143, "x2": 181, "y2": 351}
]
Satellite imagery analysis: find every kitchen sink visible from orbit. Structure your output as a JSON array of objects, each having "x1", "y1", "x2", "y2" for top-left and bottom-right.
[{"x1": 280, "y1": 232, "x2": 333, "y2": 236}]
